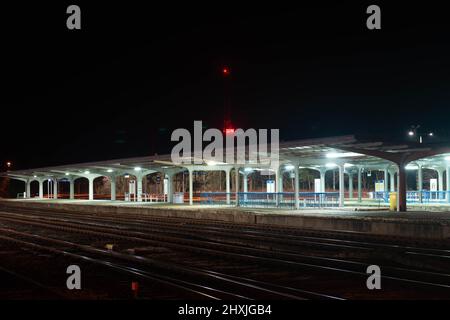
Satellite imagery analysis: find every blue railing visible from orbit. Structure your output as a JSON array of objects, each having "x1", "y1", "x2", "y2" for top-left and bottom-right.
[
  {"x1": 201, "y1": 191, "x2": 450, "y2": 207},
  {"x1": 374, "y1": 191, "x2": 390, "y2": 203},
  {"x1": 200, "y1": 192, "x2": 340, "y2": 209},
  {"x1": 406, "y1": 191, "x2": 449, "y2": 203},
  {"x1": 373, "y1": 191, "x2": 450, "y2": 204}
]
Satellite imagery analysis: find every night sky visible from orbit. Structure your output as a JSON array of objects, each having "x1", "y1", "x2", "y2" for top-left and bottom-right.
[{"x1": 2, "y1": 2, "x2": 450, "y2": 170}]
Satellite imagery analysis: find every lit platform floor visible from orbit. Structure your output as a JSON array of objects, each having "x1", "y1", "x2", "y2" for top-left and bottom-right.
[{"x1": 1, "y1": 199, "x2": 450, "y2": 239}]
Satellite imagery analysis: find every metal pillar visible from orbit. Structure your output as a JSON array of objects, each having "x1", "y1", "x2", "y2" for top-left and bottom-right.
[
  {"x1": 189, "y1": 169, "x2": 193, "y2": 205},
  {"x1": 389, "y1": 169, "x2": 396, "y2": 192},
  {"x1": 275, "y1": 166, "x2": 281, "y2": 206},
  {"x1": 243, "y1": 173, "x2": 248, "y2": 201},
  {"x1": 447, "y1": 166, "x2": 450, "y2": 203},
  {"x1": 166, "y1": 173, "x2": 173, "y2": 203},
  {"x1": 235, "y1": 167, "x2": 240, "y2": 207},
  {"x1": 26, "y1": 180, "x2": 31, "y2": 198},
  {"x1": 38, "y1": 180, "x2": 44, "y2": 199},
  {"x1": 357, "y1": 167, "x2": 362, "y2": 203},
  {"x1": 225, "y1": 169, "x2": 231, "y2": 205},
  {"x1": 437, "y1": 168, "x2": 444, "y2": 200},
  {"x1": 338, "y1": 165, "x2": 344, "y2": 207},
  {"x1": 417, "y1": 164, "x2": 423, "y2": 203},
  {"x1": 320, "y1": 169, "x2": 326, "y2": 193},
  {"x1": 53, "y1": 179, "x2": 58, "y2": 199},
  {"x1": 383, "y1": 168, "x2": 388, "y2": 194},
  {"x1": 69, "y1": 178, "x2": 75, "y2": 200},
  {"x1": 110, "y1": 176, "x2": 116, "y2": 201},
  {"x1": 397, "y1": 165, "x2": 407, "y2": 212},
  {"x1": 137, "y1": 175, "x2": 143, "y2": 202},
  {"x1": 294, "y1": 164, "x2": 300, "y2": 209},
  {"x1": 348, "y1": 173, "x2": 353, "y2": 200},
  {"x1": 88, "y1": 177, "x2": 94, "y2": 201}
]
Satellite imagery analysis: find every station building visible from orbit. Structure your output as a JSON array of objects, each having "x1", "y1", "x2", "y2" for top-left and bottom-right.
[{"x1": 2, "y1": 135, "x2": 450, "y2": 212}]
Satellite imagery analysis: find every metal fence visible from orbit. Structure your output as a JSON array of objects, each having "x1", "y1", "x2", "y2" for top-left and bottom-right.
[
  {"x1": 406, "y1": 191, "x2": 449, "y2": 203},
  {"x1": 200, "y1": 192, "x2": 339, "y2": 209},
  {"x1": 373, "y1": 191, "x2": 450, "y2": 204}
]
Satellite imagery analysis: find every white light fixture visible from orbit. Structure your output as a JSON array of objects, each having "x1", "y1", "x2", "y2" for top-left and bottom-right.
[
  {"x1": 65, "y1": 172, "x2": 70, "y2": 176},
  {"x1": 134, "y1": 167, "x2": 142, "y2": 172},
  {"x1": 405, "y1": 165, "x2": 418, "y2": 170},
  {"x1": 107, "y1": 169, "x2": 113, "y2": 173},
  {"x1": 326, "y1": 163, "x2": 337, "y2": 168},
  {"x1": 244, "y1": 167, "x2": 253, "y2": 172},
  {"x1": 124, "y1": 174, "x2": 130, "y2": 178},
  {"x1": 33, "y1": 175, "x2": 37, "y2": 178},
  {"x1": 429, "y1": 132, "x2": 434, "y2": 137},
  {"x1": 344, "y1": 163, "x2": 354, "y2": 168},
  {"x1": 205, "y1": 160, "x2": 226, "y2": 166},
  {"x1": 326, "y1": 152, "x2": 361, "y2": 159},
  {"x1": 408, "y1": 131, "x2": 415, "y2": 136},
  {"x1": 285, "y1": 165, "x2": 295, "y2": 171},
  {"x1": 445, "y1": 156, "x2": 450, "y2": 161},
  {"x1": 84, "y1": 170, "x2": 90, "y2": 174}
]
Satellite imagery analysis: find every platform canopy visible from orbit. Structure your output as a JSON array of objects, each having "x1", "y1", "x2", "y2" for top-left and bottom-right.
[{"x1": 2, "y1": 135, "x2": 450, "y2": 180}]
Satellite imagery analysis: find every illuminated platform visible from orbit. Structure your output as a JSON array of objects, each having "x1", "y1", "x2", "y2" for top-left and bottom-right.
[{"x1": 2, "y1": 135, "x2": 450, "y2": 212}]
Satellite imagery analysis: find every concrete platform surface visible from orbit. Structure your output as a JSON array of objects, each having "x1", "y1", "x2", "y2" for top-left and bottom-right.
[{"x1": 1, "y1": 199, "x2": 449, "y2": 240}]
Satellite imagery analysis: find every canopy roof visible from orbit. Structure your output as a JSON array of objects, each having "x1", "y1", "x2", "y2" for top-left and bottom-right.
[{"x1": 3, "y1": 135, "x2": 450, "y2": 181}]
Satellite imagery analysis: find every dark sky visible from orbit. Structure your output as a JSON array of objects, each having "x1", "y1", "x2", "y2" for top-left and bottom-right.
[{"x1": 2, "y1": 1, "x2": 450, "y2": 169}]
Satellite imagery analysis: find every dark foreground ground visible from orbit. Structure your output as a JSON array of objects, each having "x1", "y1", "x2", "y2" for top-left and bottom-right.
[{"x1": 0, "y1": 201, "x2": 450, "y2": 300}]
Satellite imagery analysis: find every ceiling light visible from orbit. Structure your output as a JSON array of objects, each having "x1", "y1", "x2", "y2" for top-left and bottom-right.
[{"x1": 326, "y1": 152, "x2": 361, "y2": 158}]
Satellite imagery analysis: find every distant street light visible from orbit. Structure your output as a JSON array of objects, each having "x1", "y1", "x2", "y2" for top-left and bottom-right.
[
  {"x1": 408, "y1": 125, "x2": 434, "y2": 144},
  {"x1": 6, "y1": 162, "x2": 11, "y2": 168}
]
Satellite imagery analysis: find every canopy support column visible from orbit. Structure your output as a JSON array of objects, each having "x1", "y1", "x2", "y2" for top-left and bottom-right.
[
  {"x1": 294, "y1": 164, "x2": 300, "y2": 209},
  {"x1": 437, "y1": 168, "x2": 444, "y2": 200},
  {"x1": 338, "y1": 164, "x2": 344, "y2": 207},
  {"x1": 69, "y1": 178, "x2": 75, "y2": 200},
  {"x1": 235, "y1": 167, "x2": 240, "y2": 207},
  {"x1": 225, "y1": 168, "x2": 231, "y2": 205},
  {"x1": 110, "y1": 176, "x2": 116, "y2": 201},
  {"x1": 38, "y1": 180, "x2": 44, "y2": 199},
  {"x1": 418, "y1": 164, "x2": 423, "y2": 203},
  {"x1": 397, "y1": 165, "x2": 407, "y2": 212},
  {"x1": 357, "y1": 166, "x2": 362, "y2": 203},
  {"x1": 189, "y1": 169, "x2": 194, "y2": 205},
  {"x1": 348, "y1": 173, "x2": 354, "y2": 200},
  {"x1": 320, "y1": 168, "x2": 326, "y2": 193},
  {"x1": 53, "y1": 178, "x2": 58, "y2": 199},
  {"x1": 447, "y1": 166, "x2": 450, "y2": 203},
  {"x1": 88, "y1": 177, "x2": 94, "y2": 201}
]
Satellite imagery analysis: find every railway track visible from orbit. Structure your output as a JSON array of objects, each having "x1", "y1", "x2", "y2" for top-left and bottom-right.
[
  {"x1": 0, "y1": 205, "x2": 450, "y2": 299},
  {"x1": 0, "y1": 227, "x2": 340, "y2": 300},
  {"x1": 0, "y1": 210, "x2": 450, "y2": 296},
  {"x1": 1, "y1": 205, "x2": 449, "y2": 256},
  {"x1": 0, "y1": 208, "x2": 449, "y2": 266}
]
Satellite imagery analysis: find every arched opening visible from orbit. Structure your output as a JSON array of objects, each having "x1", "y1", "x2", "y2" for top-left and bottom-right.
[
  {"x1": 74, "y1": 177, "x2": 89, "y2": 199},
  {"x1": 143, "y1": 172, "x2": 165, "y2": 201},
  {"x1": 299, "y1": 169, "x2": 319, "y2": 192},
  {"x1": 57, "y1": 178, "x2": 70, "y2": 199},
  {"x1": 43, "y1": 179, "x2": 57, "y2": 199},
  {"x1": 30, "y1": 180, "x2": 39, "y2": 198},
  {"x1": 115, "y1": 174, "x2": 137, "y2": 201},
  {"x1": 93, "y1": 176, "x2": 111, "y2": 200}
]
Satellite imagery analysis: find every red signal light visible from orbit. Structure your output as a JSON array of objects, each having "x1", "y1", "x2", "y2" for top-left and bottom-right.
[
  {"x1": 225, "y1": 128, "x2": 235, "y2": 135},
  {"x1": 222, "y1": 68, "x2": 230, "y2": 76}
]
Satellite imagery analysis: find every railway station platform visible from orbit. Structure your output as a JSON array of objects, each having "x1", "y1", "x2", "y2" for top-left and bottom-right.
[{"x1": 1, "y1": 199, "x2": 449, "y2": 240}]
